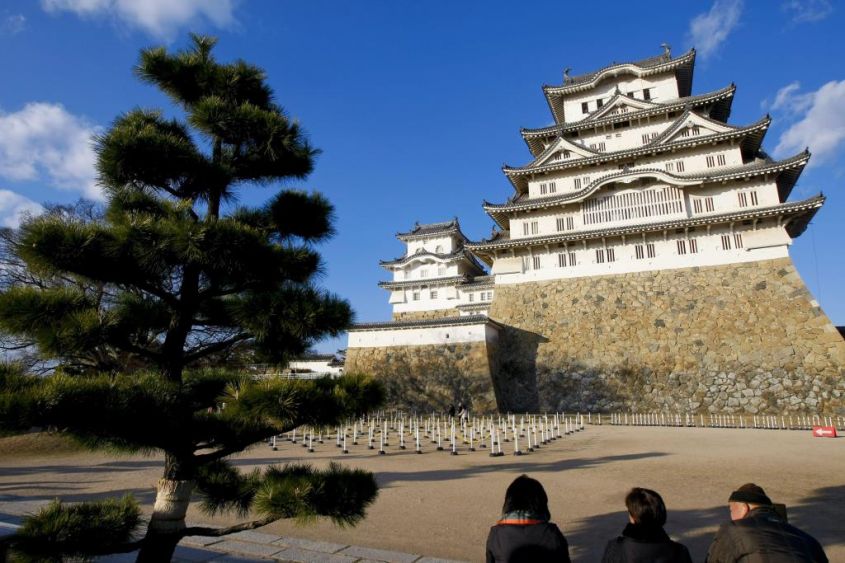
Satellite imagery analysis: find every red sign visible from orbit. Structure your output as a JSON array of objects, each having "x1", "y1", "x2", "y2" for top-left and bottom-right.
[{"x1": 812, "y1": 426, "x2": 837, "y2": 438}]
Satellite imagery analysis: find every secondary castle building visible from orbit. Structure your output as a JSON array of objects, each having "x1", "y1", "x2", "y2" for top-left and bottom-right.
[{"x1": 347, "y1": 47, "x2": 845, "y2": 416}]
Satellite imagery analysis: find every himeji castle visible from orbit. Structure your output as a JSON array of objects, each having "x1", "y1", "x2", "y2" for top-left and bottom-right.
[{"x1": 346, "y1": 47, "x2": 845, "y2": 415}]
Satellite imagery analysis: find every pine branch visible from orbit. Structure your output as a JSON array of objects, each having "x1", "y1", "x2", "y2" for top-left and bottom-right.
[
  {"x1": 181, "y1": 516, "x2": 276, "y2": 538},
  {"x1": 184, "y1": 333, "x2": 251, "y2": 364}
]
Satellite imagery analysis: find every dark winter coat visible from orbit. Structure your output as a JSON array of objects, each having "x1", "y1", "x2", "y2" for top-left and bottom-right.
[
  {"x1": 705, "y1": 506, "x2": 828, "y2": 563},
  {"x1": 485, "y1": 516, "x2": 571, "y2": 563},
  {"x1": 601, "y1": 523, "x2": 693, "y2": 563}
]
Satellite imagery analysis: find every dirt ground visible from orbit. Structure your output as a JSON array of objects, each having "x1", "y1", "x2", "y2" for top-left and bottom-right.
[{"x1": 1, "y1": 425, "x2": 842, "y2": 562}]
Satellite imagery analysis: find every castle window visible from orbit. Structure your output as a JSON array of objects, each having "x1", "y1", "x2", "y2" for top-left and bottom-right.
[
  {"x1": 523, "y1": 222, "x2": 529, "y2": 236},
  {"x1": 521, "y1": 255, "x2": 530, "y2": 271},
  {"x1": 751, "y1": 190, "x2": 758, "y2": 205},
  {"x1": 642, "y1": 133, "x2": 650, "y2": 145},
  {"x1": 642, "y1": 88, "x2": 651, "y2": 101},
  {"x1": 532, "y1": 256, "x2": 541, "y2": 270},
  {"x1": 597, "y1": 142, "x2": 606, "y2": 152},
  {"x1": 562, "y1": 150, "x2": 570, "y2": 159},
  {"x1": 635, "y1": 244, "x2": 644, "y2": 259},
  {"x1": 607, "y1": 248, "x2": 616, "y2": 262},
  {"x1": 549, "y1": 181, "x2": 557, "y2": 193},
  {"x1": 681, "y1": 128, "x2": 689, "y2": 138},
  {"x1": 596, "y1": 249, "x2": 606, "y2": 263},
  {"x1": 692, "y1": 125, "x2": 700, "y2": 136},
  {"x1": 734, "y1": 233, "x2": 743, "y2": 249},
  {"x1": 582, "y1": 102, "x2": 589, "y2": 114},
  {"x1": 665, "y1": 161, "x2": 674, "y2": 172},
  {"x1": 717, "y1": 154, "x2": 726, "y2": 166},
  {"x1": 540, "y1": 183, "x2": 548, "y2": 195},
  {"x1": 437, "y1": 265, "x2": 446, "y2": 275},
  {"x1": 574, "y1": 178, "x2": 582, "y2": 190},
  {"x1": 468, "y1": 293, "x2": 474, "y2": 302},
  {"x1": 647, "y1": 243, "x2": 656, "y2": 258},
  {"x1": 706, "y1": 156, "x2": 716, "y2": 168},
  {"x1": 530, "y1": 221, "x2": 539, "y2": 235},
  {"x1": 676, "y1": 239, "x2": 688, "y2": 255},
  {"x1": 676, "y1": 161, "x2": 685, "y2": 172},
  {"x1": 597, "y1": 98, "x2": 604, "y2": 108},
  {"x1": 738, "y1": 192, "x2": 748, "y2": 207},
  {"x1": 420, "y1": 268, "x2": 429, "y2": 278},
  {"x1": 721, "y1": 235, "x2": 732, "y2": 250},
  {"x1": 430, "y1": 290, "x2": 438, "y2": 299},
  {"x1": 556, "y1": 216, "x2": 575, "y2": 231},
  {"x1": 412, "y1": 291, "x2": 420, "y2": 301},
  {"x1": 689, "y1": 238, "x2": 698, "y2": 253}
]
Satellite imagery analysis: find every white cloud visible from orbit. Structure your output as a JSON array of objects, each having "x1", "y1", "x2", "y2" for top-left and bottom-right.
[
  {"x1": 41, "y1": 0, "x2": 237, "y2": 39},
  {"x1": 0, "y1": 190, "x2": 44, "y2": 228},
  {"x1": 1, "y1": 14, "x2": 26, "y2": 35},
  {"x1": 773, "y1": 80, "x2": 845, "y2": 165},
  {"x1": 782, "y1": 0, "x2": 833, "y2": 22},
  {"x1": 687, "y1": 0, "x2": 743, "y2": 61},
  {"x1": 0, "y1": 102, "x2": 101, "y2": 200}
]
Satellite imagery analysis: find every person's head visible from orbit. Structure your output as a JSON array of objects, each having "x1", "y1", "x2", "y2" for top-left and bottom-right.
[
  {"x1": 625, "y1": 487, "x2": 667, "y2": 527},
  {"x1": 502, "y1": 475, "x2": 551, "y2": 520},
  {"x1": 728, "y1": 483, "x2": 772, "y2": 521}
]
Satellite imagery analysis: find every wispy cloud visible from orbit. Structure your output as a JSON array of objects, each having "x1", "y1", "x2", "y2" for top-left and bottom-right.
[
  {"x1": 0, "y1": 102, "x2": 101, "y2": 199},
  {"x1": 687, "y1": 0, "x2": 743, "y2": 61},
  {"x1": 782, "y1": 0, "x2": 833, "y2": 23},
  {"x1": 41, "y1": 0, "x2": 237, "y2": 39},
  {"x1": 0, "y1": 190, "x2": 43, "y2": 228},
  {"x1": 1, "y1": 13, "x2": 26, "y2": 35},
  {"x1": 772, "y1": 80, "x2": 845, "y2": 165}
]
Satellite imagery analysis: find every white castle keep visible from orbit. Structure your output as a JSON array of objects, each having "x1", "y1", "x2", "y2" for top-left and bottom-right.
[{"x1": 346, "y1": 47, "x2": 843, "y2": 415}]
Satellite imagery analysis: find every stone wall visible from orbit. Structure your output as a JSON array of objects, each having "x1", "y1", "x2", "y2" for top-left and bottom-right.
[
  {"x1": 345, "y1": 341, "x2": 498, "y2": 414},
  {"x1": 392, "y1": 309, "x2": 456, "y2": 321},
  {"x1": 488, "y1": 258, "x2": 845, "y2": 415}
]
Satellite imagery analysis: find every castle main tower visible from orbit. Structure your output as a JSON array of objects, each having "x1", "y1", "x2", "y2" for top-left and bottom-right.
[{"x1": 348, "y1": 47, "x2": 845, "y2": 416}]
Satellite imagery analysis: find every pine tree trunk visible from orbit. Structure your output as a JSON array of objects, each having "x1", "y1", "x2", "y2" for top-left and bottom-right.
[{"x1": 136, "y1": 478, "x2": 194, "y2": 562}]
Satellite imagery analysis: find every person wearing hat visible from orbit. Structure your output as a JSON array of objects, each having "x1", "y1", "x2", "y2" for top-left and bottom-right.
[{"x1": 705, "y1": 483, "x2": 828, "y2": 562}]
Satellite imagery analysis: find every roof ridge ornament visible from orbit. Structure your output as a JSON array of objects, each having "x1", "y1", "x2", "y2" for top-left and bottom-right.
[
  {"x1": 661, "y1": 42, "x2": 671, "y2": 60},
  {"x1": 563, "y1": 67, "x2": 572, "y2": 84}
]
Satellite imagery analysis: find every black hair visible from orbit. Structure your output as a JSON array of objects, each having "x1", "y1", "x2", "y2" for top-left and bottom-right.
[
  {"x1": 625, "y1": 487, "x2": 667, "y2": 527},
  {"x1": 502, "y1": 475, "x2": 551, "y2": 520}
]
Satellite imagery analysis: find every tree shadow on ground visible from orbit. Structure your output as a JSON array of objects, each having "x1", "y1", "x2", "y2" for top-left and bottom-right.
[
  {"x1": 371, "y1": 451, "x2": 669, "y2": 487},
  {"x1": 0, "y1": 458, "x2": 161, "y2": 476}
]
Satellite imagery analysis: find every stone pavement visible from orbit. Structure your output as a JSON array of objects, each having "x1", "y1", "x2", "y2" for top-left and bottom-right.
[{"x1": 0, "y1": 496, "x2": 466, "y2": 563}]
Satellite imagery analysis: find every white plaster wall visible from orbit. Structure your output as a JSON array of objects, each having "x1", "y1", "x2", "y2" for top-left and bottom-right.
[
  {"x1": 562, "y1": 72, "x2": 679, "y2": 123},
  {"x1": 348, "y1": 322, "x2": 495, "y2": 348},
  {"x1": 288, "y1": 360, "x2": 344, "y2": 375},
  {"x1": 406, "y1": 235, "x2": 457, "y2": 255},
  {"x1": 493, "y1": 226, "x2": 791, "y2": 285}
]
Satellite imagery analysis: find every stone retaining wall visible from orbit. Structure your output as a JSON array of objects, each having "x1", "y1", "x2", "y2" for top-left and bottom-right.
[
  {"x1": 488, "y1": 257, "x2": 845, "y2": 415},
  {"x1": 345, "y1": 341, "x2": 498, "y2": 413}
]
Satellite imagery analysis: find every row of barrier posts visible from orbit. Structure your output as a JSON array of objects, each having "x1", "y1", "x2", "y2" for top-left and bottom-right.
[
  {"x1": 268, "y1": 412, "x2": 587, "y2": 456},
  {"x1": 606, "y1": 412, "x2": 843, "y2": 430}
]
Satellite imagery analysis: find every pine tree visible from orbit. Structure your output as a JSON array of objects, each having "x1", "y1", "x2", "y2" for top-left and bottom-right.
[{"x1": 0, "y1": 35, "x2": 383, "y2": 561}]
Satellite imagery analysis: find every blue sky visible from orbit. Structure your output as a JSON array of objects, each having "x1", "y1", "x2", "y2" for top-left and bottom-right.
[{"x1": 1, "y1": 0, "x2": 843, "y2": 353}]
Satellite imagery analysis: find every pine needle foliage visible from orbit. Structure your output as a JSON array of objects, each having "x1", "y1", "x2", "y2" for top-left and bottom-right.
[
  {"x1": 8, "y1": 495, "x2": 141, "y2": 561},
  {"x1": 0, "y1": 34, "x2": 384, "y2": 559}
]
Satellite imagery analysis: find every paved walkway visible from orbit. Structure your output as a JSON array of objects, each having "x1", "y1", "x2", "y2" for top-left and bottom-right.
[{"x1": 0, "y1": 496, "x2": 465, "y2": 563}]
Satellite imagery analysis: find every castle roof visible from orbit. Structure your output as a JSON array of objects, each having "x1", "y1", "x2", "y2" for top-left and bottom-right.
[
  {"x1": 484, "y1": 151, "x2": 810, "y2": 226},
  {"x1": 396, "y1": 219, "x2": 463, "y2": 241},
  {"x1": 379, "y1": 247, "x2": 486, "y2": 275},
  {"x1": 503, "y1": 115, "x2": 771, "y2": 193},
  {"x1": 349, "y1": 314, "x2": 503, "y2": 332},
  {"x1": 522, "y1": 84, "x2": 736, "y2": 156},
  {"x1": 467, "y1": 195, "x2": 823, "y2": 260},
  {"x1": 543, "y1": 49, "x2": 696, "y2": 123}
]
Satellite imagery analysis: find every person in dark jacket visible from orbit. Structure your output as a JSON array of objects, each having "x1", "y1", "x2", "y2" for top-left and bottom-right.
[
  {"x1": 486, "y1": 475, "x2": 570, "y2": 563},
  {"x1": 601, "y1": 487, "x2": 692, "y2": 563},
  {"x1": 705, "y1": 483, "x2": 827, "y2": 562}
]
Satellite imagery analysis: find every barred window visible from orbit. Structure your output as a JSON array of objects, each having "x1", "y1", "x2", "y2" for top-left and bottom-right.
[{"x1": 532, "y1": 256, "x2": 541, "y2": 269}]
